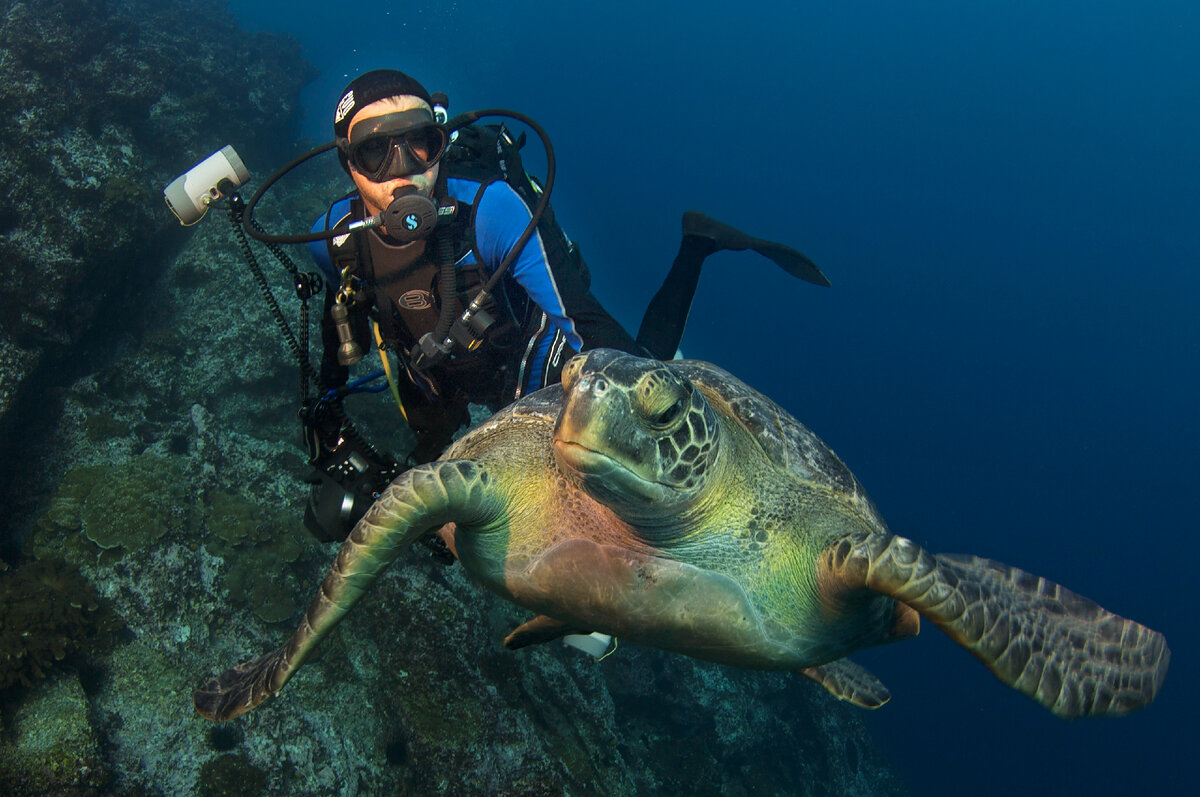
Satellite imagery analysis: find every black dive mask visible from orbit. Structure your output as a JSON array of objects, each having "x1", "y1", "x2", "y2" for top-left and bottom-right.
[{"x1": 339, "y1": 108, "x2": 449, "y2": 182}]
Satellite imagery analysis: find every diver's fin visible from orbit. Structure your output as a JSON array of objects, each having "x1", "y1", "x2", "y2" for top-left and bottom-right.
[
  {"x1": 682, "y1": 210, "x2": 831, "y2": 287},
  {"x1": 820, "y1": 531, "x2": 1171, "y2": 719},
  {"x1": 800, "y1": 659, "x2": 891, "y2": 708},
  {"x1": 504, "y1": 614, "x2": 588, "y2": 649},
  {"x1": 746, "y1": 238, "x2": 831, "y2": 287}
]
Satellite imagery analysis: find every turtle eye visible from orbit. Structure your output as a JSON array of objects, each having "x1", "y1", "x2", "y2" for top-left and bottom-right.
[
  {"x1": 637, "y1": 368, "x2": 692, "y2": 431},
  {"x1": 561, "y1": 354, "x2": 586, "y2": 391},
  {"x1": 647, "y1": 398, "x2": 685, "y2": 430}
]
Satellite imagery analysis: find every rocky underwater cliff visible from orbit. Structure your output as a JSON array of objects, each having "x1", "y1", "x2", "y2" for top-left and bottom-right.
[{"x1": 0, "y1": 2, "x2": 904, "y2": 794}]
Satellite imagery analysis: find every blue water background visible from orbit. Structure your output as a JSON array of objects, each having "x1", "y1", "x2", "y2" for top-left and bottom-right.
[{"x1": 232, "y1": 1, "x2": 1196, "y2": 793}]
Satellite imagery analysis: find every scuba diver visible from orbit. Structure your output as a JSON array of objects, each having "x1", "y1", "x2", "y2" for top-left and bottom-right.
[{"x1": 300, "y1": 69, "x2": 829, "y2": 541}]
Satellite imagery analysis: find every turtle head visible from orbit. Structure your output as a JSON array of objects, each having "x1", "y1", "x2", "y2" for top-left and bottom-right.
[{"x1": 553, "y1": 349, "x2": 721, "y2": 520}]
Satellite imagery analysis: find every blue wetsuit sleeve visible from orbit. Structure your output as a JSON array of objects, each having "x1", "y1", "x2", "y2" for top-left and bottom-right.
[
  {"x1": 308, "y1": 216, "x2": 335, "y2": 283},
  {"x1": 473, "y1": 182, "x2": 586, "y2": 351},
  {"x1": 308, "y1": 198, "x2": 355, "y2": 286}
]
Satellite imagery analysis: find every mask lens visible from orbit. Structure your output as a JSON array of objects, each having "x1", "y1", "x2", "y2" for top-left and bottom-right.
[
  {"x1": 354, "y1": 137, "x2": 393, "y2": 175},
  {"x1": 403, "y1": 126, "x2": 447, "y2": 164}
]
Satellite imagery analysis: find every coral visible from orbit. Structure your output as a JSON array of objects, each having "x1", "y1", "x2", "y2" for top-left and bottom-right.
[
  {"x1": 201, "y1": 489, "x2": 306, "y2": 624},
  {"x1": 81, "y1": 458, "x2": 192, "y2": 552},
  {"x1": 203, "y1": 489, "x2": 300, "y2": 561},
  {"x1": 223, "y1": 555, "x2": 298, "y2": 624},
  {"x1": 0, "y1": 558, "x2": 122, "y2": 690},
  {"x1": 39, "y1": 464, "x2": 106, "y2": 536},
  {"x1": 38, "y1": 452, "x2": 197, "y2": 554}
]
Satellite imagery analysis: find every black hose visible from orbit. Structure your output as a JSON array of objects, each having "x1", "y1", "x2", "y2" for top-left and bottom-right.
[
  {"x1": 444, "y1": 109, "x2": 556, "y2": 296},
  {"x1": 227, "y1": 197, "x2": 318, "y2": 390},
  {"x1": 242, "y1": 142, "x2": 340, "y2": 244},
  {"x1": 429, "y1": 227, "x2": 459, "y2": 362}
]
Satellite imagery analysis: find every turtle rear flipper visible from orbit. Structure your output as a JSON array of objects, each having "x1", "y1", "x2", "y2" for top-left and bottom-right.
[
  {"x1": 801, "y1": 659, "x2": 891, "y2": 708},
  {"x1": 822, "y1": 532, "x2": 1170, "y2": 719},
  {"x1": 504, "y1": 614, "x2": 588, "y2": 649},
  {"x1": 194, "y1": 647, "x2": 290, "y2": 721}
]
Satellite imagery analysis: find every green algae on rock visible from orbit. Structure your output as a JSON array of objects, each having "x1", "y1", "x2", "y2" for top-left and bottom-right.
[{"x1": 0, "y1": 673, "x2": 112, "y2": 794}]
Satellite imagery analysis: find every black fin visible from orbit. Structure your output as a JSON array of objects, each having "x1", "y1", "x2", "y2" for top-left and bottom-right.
[{"x1": 682, "y1": 210, "x2": 831, "y2": 287}]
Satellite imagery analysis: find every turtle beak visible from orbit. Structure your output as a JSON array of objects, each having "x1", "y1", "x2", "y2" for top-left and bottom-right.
[
  {"x1": 553, "y1": 367, "x2": 668, "y2": 507},
  {"x1": 554, "y1": 369, "x2": 614, "y2": 457}
]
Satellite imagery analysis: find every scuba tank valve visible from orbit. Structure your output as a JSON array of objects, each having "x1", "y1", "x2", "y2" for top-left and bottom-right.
[{"x1": 431, "y1": 92, "x2": 449, "y2": 126}]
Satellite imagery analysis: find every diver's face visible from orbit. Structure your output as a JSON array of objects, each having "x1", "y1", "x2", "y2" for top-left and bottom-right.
[{"x1": 347, "y1": 95, "x2": 440, "y2": 225}]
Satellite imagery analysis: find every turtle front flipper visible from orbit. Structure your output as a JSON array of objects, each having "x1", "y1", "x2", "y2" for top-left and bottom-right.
[
  {"x1": 194, "y1": 648, "x2": 289, "y2": 721},
  {"x1": 193, "y1": 460, "x2": 501, "y2": 722},
  {"x1": 821, "y1": 532, "x2": 1170, "y2": 719}
]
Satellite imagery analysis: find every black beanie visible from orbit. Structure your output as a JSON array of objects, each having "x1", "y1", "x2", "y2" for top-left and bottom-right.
[{"x1": 333, "y1": 69, "x2": 433, "y2": 140}]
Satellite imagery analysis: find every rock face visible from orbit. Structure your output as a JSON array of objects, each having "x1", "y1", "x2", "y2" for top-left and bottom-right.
[
  {"x1": 0, "y1": 4, "x2": 905, "y2": 793},
  {"x1": 2, "y1": 214, "x2": 905, "y2": 796},
  {"x1": 0, "y1": 0, "x2": 311, "y2": 452}
]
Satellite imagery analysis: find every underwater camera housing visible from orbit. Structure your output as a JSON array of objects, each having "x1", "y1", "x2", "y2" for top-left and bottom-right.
[
  {"x1": 163, "y1": 145, "x2": 250, "y2": 225},
  {"x1": 303, "y1": 431, "x2": 403, "y2": 543}
]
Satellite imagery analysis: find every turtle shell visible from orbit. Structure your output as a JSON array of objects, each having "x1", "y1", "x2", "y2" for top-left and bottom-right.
[{"x1": 669, "y1": 359, "x2": 887, "y2": 531}]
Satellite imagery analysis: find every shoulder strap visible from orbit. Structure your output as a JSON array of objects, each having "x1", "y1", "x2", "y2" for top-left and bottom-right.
[
  {"x1": 443, "y1": 124, "x2": 524, "y2": 189},
  {"x1": 445, "y1": 124, "x2": 589, "y2": 287}
]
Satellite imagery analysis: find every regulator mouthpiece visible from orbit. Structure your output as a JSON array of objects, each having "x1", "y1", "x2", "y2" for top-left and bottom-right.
[
  {"x1": 163, "y1": 145, "x2": 250, "y2": 225},
  {"x1": 381, "y1": 192, "x2": 438, "y2": 241},
  {"x1": 347, "y1": 193, "x2": 458, "y2": 242}
]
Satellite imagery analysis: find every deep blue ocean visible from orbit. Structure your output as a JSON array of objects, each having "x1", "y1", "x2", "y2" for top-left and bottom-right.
[{"x1": 231, "y1": 1, "x2": 1196, "y2": 793}]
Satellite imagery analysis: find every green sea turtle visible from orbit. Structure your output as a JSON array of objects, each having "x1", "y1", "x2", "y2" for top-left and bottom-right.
[{"x1": 195, "y1": 349, "x2": 1169, "y2": 722}]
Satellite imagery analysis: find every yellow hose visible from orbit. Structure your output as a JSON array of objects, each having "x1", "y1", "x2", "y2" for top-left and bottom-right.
[{"x1": 373, "y1": 321, "x2": 408, "y2": 422}]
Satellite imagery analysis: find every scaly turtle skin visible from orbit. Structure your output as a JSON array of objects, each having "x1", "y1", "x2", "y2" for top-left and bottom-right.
[{"x1": 195, "y1": 349, "x2": 1169, "y2": 722}]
